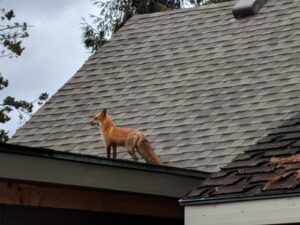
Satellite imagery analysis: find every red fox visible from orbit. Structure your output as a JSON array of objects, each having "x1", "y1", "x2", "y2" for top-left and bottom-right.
[{"x1": 90, "y1": 109, "x2": 162, "y2": 165}]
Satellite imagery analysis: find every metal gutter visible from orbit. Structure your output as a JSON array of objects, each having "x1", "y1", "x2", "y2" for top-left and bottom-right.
[
  {"x1": 180, "y1": 190, "x2": 300, "y2": 206},
  {"x1": 0, "y1": 143, "x2": 207, "y2": 179}
]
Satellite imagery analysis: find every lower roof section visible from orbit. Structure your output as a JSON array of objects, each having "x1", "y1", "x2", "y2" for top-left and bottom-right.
[
  {"x1": 181, "y1": 112, "x2": 300, "y2": 205},
  {"x1": 0, "y1": 143, "x2": 207, "y2": 198}
]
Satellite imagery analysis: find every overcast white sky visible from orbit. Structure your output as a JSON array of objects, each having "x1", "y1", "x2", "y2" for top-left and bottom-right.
[{"x1": 0, "y1": 0, "x2": 98, "y2": 136}]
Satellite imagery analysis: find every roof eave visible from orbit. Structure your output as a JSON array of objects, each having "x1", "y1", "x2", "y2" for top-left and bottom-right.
[{"x1": 0, "y1": 143, "x2": 207, "y2": 197}]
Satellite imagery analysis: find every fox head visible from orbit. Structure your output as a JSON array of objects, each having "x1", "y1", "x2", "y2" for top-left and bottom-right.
[{"x1": 90, "y1": 109, "x2": 108, "y2": 125}]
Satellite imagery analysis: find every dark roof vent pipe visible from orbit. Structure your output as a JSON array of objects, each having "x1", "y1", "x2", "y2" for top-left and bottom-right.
[{"x1": 232, "y1": 0, "x2": 267, "y2": 18}]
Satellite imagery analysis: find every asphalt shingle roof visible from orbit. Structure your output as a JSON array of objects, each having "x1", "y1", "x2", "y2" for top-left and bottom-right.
[
  {"x1": 182, "y1": 112, "x2": 300, "y2": 203},
  {"x1": 9, "y1": 0, "x2": 300, "y2": 172}
]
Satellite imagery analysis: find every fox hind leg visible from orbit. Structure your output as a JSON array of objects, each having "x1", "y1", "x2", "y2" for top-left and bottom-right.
[
  {"x1": 128, "y1": 148, "x2": 139, "y2": 161},
  {"x1": 126, "y1": 133, "x2": 139, "y2": 161}
]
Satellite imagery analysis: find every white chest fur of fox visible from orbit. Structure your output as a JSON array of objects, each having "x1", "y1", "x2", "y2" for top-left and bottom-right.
[
  {"x1": 90, "y1": 109, "x2": 162, "y2": 165},
  {"x1": 99, "y1": 127, "x2": 106, "y2": 146}
]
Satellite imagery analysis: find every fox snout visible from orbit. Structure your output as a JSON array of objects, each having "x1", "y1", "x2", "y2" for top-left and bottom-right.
[{"x1": 90, "y1": 119, "x2": 97, "y2": 125}]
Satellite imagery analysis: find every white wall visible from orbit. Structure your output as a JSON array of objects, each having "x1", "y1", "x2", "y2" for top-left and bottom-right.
[{"x1": 185, "y1": 196, "x2": 300, "y2": 225}]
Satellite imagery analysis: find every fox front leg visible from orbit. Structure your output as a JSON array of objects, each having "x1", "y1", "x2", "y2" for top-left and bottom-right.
[
  {"x1": 112, "y1": 145, "x2": 117, "y2": 159},
  {"x1": 106, "y1": 145, "x2": 111, "y2": 158}
]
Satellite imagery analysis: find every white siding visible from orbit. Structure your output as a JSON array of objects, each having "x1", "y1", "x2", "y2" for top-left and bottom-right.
[{"x1": 185, "y1": 196, "x2": 300, "y2": 225}]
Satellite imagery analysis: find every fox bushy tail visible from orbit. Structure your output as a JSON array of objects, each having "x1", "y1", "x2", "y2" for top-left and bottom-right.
[
  {"x1": 137, "y1": 138, "x2": 162, "y2": 165},
  {"x1": 126, "y1": 131, "x2": 162, "y2": 165}
]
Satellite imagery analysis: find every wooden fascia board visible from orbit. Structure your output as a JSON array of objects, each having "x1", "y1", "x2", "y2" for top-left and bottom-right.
[{"x1": 0, "y1": 180, "x2": 183, "y2": 219}]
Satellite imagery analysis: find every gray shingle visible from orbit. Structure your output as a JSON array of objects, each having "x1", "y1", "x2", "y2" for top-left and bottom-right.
[{"x1": 9, "y1": 0, "x2": 300, "y2": 172}]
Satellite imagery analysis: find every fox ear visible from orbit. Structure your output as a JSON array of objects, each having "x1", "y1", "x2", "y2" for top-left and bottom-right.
[{"x1": 102, "y1": 108, "x2": 107, "y2": 116}]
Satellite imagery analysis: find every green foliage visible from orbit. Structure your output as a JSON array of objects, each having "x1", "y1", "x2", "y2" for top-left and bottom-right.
[
  {"x1": 0, "y1": 7, "x2": 48, "y2": 143},
  {"x1": 1, "y1": 8, "x2": 29, "y2": 58},
  {"x1": 0, "y1": 75, "x2": 8, "y2": 89},
  {"x1": 82, "y1": 25, "x2": 107, "y2": 54},
  {"x1": 0, "y1": 76, "x2": 49, "y2": 142}
]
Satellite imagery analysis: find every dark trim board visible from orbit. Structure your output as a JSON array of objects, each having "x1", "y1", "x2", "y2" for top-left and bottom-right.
[{"x1": 0, "y1": 204, "x2": 183, "y2": 225}]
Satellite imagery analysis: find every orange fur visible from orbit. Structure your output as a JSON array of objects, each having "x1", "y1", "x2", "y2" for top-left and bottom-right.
[
  {"x1": 137, "y1": 138, "x2": 162, "y2": 165},
  {"x1": 90, "y1": 109, "x2": 162, "y2": 165}
]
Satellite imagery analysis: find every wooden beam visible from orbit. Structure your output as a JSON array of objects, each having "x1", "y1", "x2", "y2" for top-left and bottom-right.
[{"x1": 0, "y1": 180, "x2": 183, "y2": 219}]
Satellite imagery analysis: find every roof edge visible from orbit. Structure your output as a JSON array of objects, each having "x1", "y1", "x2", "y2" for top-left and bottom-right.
[
  {"x1": 180, "y1": 190, "x2": 300, "y2": 206},
  {"x1": 0, "y1": 143, "x2": 208, "y2": 179}
]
